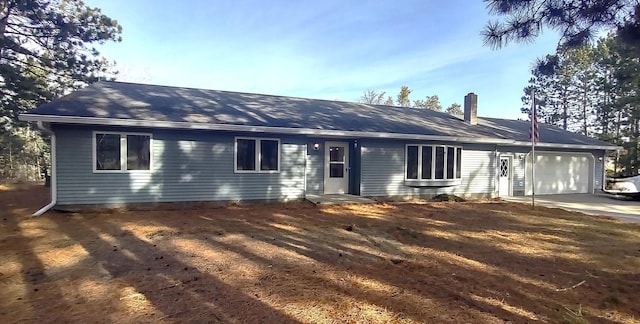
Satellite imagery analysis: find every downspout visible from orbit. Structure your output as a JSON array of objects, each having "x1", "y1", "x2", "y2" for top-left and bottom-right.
[
  {"x1": 590, "y1": 153, "x2": 596, "y2": 194},
  {"x1": 601, "y1": 152, "x2": 607, "y2": 192},
  {"x1": 494, "y1": 146, "x2": 499, "y2": 197},
  {"x1": 33, "y1": 121, "x2": 56, "y2": 216}
]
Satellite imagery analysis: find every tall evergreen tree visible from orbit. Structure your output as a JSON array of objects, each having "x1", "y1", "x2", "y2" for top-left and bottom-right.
[
  {"x1": 522, "y1": 34, "x2": 640, "y2": 174},
  {"x1": 0, "y1": 0, "x2": 121, "y2": 180},
  {"x1": 0, "y1": 0, "x2": 122, "y2": 129},
  {"x1": 482, "y1": 0, "x2": 639, "y2": 49}
]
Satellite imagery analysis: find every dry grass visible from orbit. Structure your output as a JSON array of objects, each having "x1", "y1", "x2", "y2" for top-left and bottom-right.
[
  {"x1": 0, "y1": 182, "x2": 39, "y2": 191},
  {"x1": 1, "y1": 186, "x2": 639, "y2": 323}
]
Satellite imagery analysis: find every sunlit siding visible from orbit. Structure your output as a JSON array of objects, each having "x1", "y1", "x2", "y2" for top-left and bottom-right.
[
  {"x1": 54, "y1": 125, "x2": 306, "y2": 205},
  {"x1": 512, "y1": 156, "x2": 526, "y2": 194},
  {"x1": 359, "y1": 140, "x2": 497, "y2": 197},
  {"x1": 305, "y1": 139, "x2": 324, "y2": 195},
  {"x1": 593, "y1": 151, "x2": 605, "y2": 191}
]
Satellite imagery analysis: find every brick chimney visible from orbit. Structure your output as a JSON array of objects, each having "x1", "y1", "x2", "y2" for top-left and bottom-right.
[{"x1": 464, "y1": 92, "x2": 478, "y2": 125}]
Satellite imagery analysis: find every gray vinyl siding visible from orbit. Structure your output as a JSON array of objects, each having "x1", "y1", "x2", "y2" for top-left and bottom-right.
[
  {"x1": 591, "y1": 149, "x2": 605, "y2": 191},
  {"x1": 52, "y1": 123, "x2": 610, "y2": 205},
  {"x1": 512, "y1": 156, "x2": 526, "y2": 194},
  {"x1": 305, "y1": 139, "x2": 324, "y2": 195},
  {"x1": 359, "y1": 140, "x2": 497, "y2": 198},
  {"x1": 54, "y1": 125, "x2": 306, "y2": 205},
  {"x1": 594, "y1": 157, "x2": 604, "y2": 191}
]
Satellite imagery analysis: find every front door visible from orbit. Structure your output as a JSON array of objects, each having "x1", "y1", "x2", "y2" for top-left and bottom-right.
[
  {"x1": 324, "y1": 142, "x2": 349, "y2": 194},
  {"x1": 499, "y1": 156, "x2": 512, "y2": 197}
]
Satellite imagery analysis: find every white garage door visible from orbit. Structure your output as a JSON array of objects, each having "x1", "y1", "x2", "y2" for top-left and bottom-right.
[{"x1": 526, "y1": 152, "x2": 592, "y2": 195}]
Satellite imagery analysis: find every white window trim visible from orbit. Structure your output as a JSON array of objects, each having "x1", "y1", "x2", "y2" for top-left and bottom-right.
[
  {"x1": 92, "y1": 131, "x2": 153, "y2": 173},
  {"x1": 405, "y1": 144, "x2": 463, "y2": 182},
  {"x1": 455, "y1": 147, "x2": 463, "y2": 179},
  {"x1": 234, "y1": 137, "x2": 281, "y2": 173}
]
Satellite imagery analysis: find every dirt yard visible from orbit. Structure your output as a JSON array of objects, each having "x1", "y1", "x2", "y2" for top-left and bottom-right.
[{"x1": 1, "y1": 186, "x2": 639, "y2": 323}]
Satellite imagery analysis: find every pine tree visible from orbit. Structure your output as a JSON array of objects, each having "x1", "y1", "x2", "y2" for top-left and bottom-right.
[
  {"x1": 0, "y1": 0, "x2": 121, "y2": 180},
  {"x1": 396, "y1": 86, "x2": 412, "y2": 107}
]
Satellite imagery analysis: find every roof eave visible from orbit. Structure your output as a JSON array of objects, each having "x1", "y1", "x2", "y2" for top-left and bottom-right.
[
  {"x1": 20, "y1": 114, "x2": 620, "y2": 150},
  {"x1": 508, "y1": 140, "x2": 621, "y2": 151}
]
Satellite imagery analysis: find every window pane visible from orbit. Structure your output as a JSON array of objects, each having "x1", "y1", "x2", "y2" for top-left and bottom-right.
[
  {"x1": 260, "y1": 140, "x2": 279, "y2": 171},
  {"x1": 421, "y1": 146, "x2": 432, "y2": 179},
  {"x1": 406, "y1": 146, "x2": 418, "y2": 179},
  {"x1": 329, "y1": 163, "x2": 344, "y2": 178},
  {"x1": 435, "y1": 147, "x2": 445, "y2": 179},
  {"x1": 446, "y1": 147, "x2": 455, "y2": 179},
  {"x1": 96, "y1": 134, "x2": 121, "y2": 170},
  {"x1": 127, "y1": 135, "x2": 151, "y2": 170},
  {"x1": 236, "y1": 139, "x2": 256, "y2": 170},
  {"x1": 329, "y1": 146, "x2": 344, "y2": 162},
  {"x1": 456, "y1": 148, "x2": 462, "y2": 179}
]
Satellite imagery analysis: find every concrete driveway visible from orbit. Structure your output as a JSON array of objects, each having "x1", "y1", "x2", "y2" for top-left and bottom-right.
[{"x1": 503, "y1": 193, "x2": 640, "y2": 223}]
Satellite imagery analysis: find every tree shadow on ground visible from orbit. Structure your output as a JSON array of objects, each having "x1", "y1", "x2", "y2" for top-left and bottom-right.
[
  {"x1": 174, "y1": 201, "x2": 638, "y2": 322},
  {"x1": 0, "y1": 213, "x2": 72, "y2": 322},
  {"x1": 2, "y1": 187, "x2": 638, "y2": 323},
  {"x1": 48, "y1": 212, "x2": 301, "y2": 323}
]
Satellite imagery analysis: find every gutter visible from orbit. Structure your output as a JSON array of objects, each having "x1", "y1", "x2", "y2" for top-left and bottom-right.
[
  {"x1": 508, "y1": 141, "x2": 620, "y2": 151},
  {"x1": 20, "y1": 114, "x2": 623, "y2": 151},
  {"x1": 33, "y1": 121, "x2": 56, "y2": 216}
]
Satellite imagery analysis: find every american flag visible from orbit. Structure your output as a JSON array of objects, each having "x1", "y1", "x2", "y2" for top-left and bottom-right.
[{"x1": 529, "y1": 94, "x2": 539, "y2": 144}]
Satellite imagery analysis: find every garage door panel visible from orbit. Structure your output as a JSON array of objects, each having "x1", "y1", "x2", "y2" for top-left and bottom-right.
[{"x1": 526, "y1": 153, "x2": 592, "y2": 195}]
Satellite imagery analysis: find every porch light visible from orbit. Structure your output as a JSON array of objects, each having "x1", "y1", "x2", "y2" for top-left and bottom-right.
[{"x1": 313, "y1": 143, "x2": 320, "y2": 151}]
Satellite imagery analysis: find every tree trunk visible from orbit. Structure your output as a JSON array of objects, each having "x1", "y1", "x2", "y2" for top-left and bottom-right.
[
  {"x1": 632, "y1": 118, "x2": 640, "y2": 175},
  {"x1": 602, "y1": 90, "x2": 608, "y2": 135},
  {"x1": 562, "y1": 87, "x2": 568, "y2": 131},
  {"x1": 582, "y1": 88, "x2": 588, "y2": 136},
  {"x1": 614, "y1": 110, "x2": 621, "y2": 173},
  {"x1": 0, "y1": 0, "x2": 13, "y2": 57},
  {"x1": 0, "y1": 0, "x2": 9, "y2": 34}
]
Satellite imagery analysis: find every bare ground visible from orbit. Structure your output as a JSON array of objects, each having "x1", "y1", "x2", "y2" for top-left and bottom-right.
[{"x1": 1, "y1": 185, "x2": 639, "y2": 323}]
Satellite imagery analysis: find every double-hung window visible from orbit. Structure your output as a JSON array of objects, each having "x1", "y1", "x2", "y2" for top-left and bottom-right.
[
  {"x1": 406, "y1": 145, "x2": 462, "y2": 183},
  {"x1": 94, "y1": 132, "x2": 152, "y2": 172},
  {"x1": 235, "y1": 137, "x2": 280, "y2": 173}
]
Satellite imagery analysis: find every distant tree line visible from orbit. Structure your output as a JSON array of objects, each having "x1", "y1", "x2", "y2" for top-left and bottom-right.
[
  {"x1": 521, "y1": 34, "x2": 639, "y2": 175},
  {"x1": 483, "y1": 0, "x2": 640, "y2": 176},
  {"x1": 358, "y1": 87, "x2": 463, "y2": 115}
]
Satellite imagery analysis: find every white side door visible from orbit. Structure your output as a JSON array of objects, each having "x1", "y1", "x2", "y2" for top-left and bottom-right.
[
  {"x1": 499, "y1": 156, "x2": 512, "y2": 196},
  {"x1": 324, "y1": 142, "x2": 349, "y2": 194}
]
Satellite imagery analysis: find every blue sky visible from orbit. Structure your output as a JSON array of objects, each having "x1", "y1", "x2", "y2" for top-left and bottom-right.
[{"x1": 86, "y1": 0, "x2": 561, "y2": 119}]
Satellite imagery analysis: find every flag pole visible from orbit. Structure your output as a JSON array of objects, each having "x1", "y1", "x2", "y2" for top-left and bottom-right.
[{"x1": 531, "y1": 90, "x2": 536, "y2": 209}]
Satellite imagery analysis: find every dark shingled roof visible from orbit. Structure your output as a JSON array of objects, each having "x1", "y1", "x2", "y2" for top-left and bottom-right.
[{"x1": 23, "y1": 81, "x2": 615, "y2": 148}]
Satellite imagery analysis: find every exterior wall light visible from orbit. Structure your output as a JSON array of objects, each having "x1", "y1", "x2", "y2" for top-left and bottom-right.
[{"x1": 313, "y1": 143, "x2": 320, "y2": 151}]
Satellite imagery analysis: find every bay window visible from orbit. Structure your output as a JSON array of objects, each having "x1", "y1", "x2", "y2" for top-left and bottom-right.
[{"x1": 406, "y1": 145, "x2": 462, "y2": 183}]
